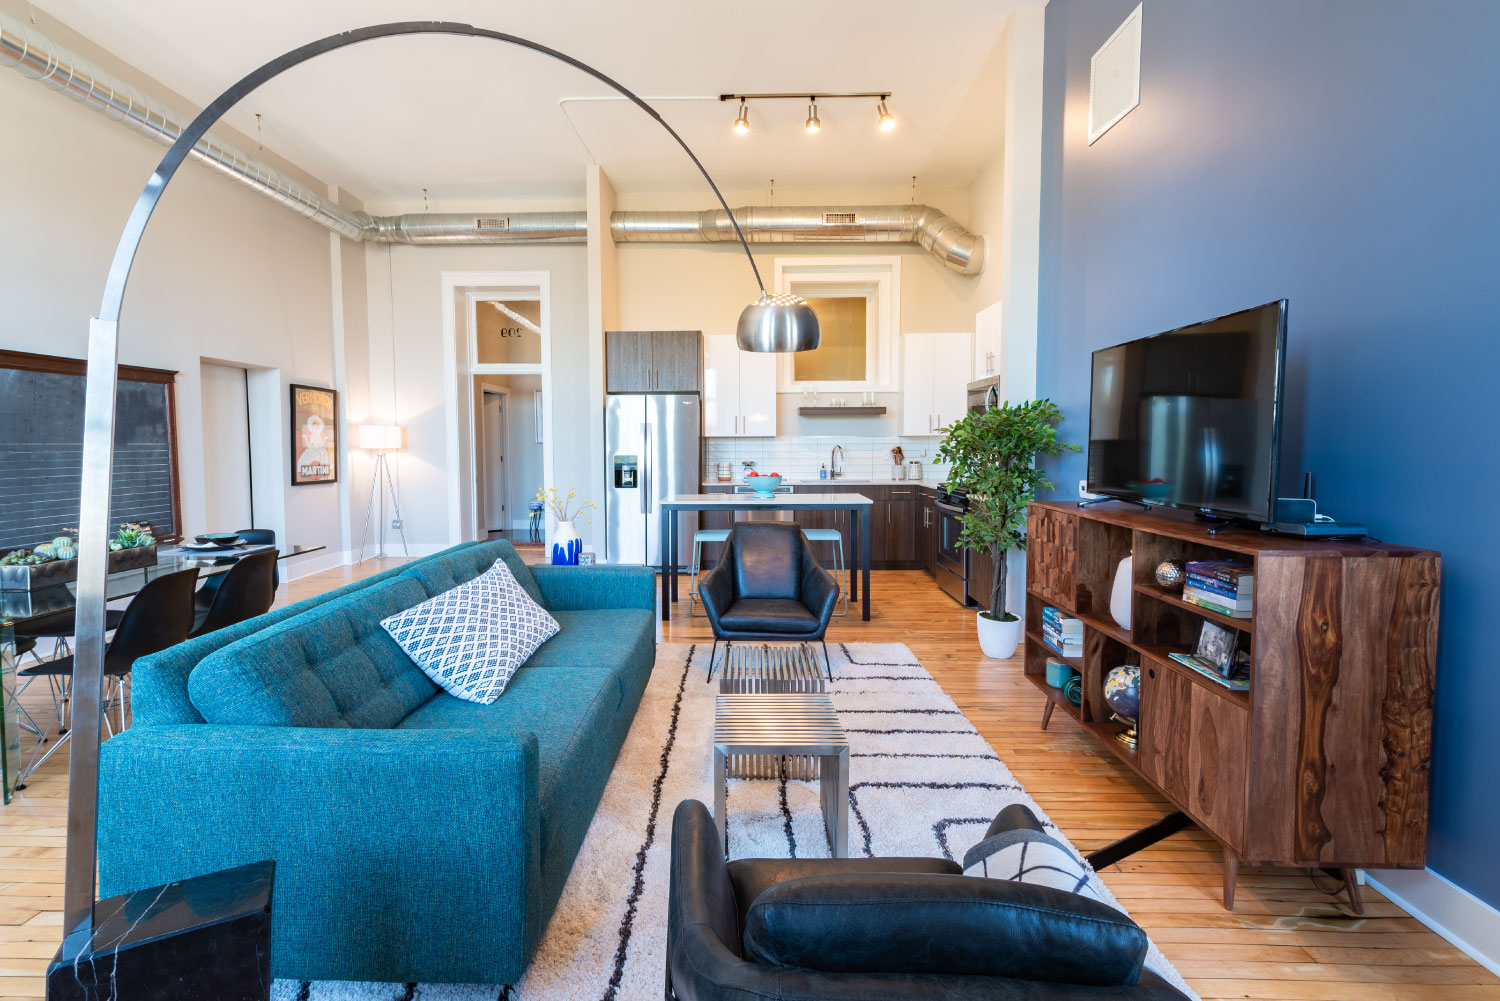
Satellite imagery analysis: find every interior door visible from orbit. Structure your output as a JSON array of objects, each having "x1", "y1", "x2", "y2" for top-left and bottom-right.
[
  {"x1": 481, "y1": 391, "x2": 506, "y2": 532},
  {"x1": 605, "y1": 395, "x2": 647, "y2": 565},
  {"x1": 931, "y1": 331, "x2": 974, "y2": 432},
  {"x1": 901, "y1": 333, "x2": 935, "y2": 435},
  {"x1": 199, "y1": 361, "x2": 253, "y2": 532},
  {"x1": 738, "y1": 347, "x2": 777, "y2": 437},
  {"x1": 702, "y1": 335, "x2": 740, "y2": 436}
]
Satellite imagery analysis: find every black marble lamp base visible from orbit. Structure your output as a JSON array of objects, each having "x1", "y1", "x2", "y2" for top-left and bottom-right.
[{"x1": 47, "y1": 860, "x2": 274, "y2": 1001}]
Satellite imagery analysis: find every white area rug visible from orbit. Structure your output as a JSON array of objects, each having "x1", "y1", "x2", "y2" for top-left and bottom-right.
[{"x1": 272, "y1": 642, "x2": 1196, "y2": 1001}]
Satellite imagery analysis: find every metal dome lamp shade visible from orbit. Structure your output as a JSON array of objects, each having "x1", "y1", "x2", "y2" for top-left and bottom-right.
[{"x1": 56, "y1": 20, "x2": 817, "y2": 992}]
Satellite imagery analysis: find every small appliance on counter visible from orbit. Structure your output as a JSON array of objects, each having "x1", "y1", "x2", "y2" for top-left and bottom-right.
[{"x1": 906, "y1": 459, "x2": 923, "y2": 481}]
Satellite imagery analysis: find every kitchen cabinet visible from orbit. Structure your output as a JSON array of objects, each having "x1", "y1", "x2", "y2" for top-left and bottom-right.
[
  {"x1": 974, "y1": 300, "x2": 1002, "y2": 380},
  {"x1": 901, "y1": 331, "x2": 972, "y2": 436},
  {"x1": 605, "y1": 331, "x2": 702, "y2": 393},
  {"x1": 968, "y1": 546, "x2": 995, "y2": 612},
  {"x1": 703, "y1": 334, "x2": 776, "y2": 437},
  {"x1": 882, "y1": 486, "x2": 919, "y2": 566},
  {"x1": 918, "y1": 491, "x2": 938, "y2": 576}
]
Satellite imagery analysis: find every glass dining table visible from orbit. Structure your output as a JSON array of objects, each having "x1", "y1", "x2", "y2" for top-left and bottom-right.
[{"x1": 0, "y1": 543, "x2": 324, "y2": 803}]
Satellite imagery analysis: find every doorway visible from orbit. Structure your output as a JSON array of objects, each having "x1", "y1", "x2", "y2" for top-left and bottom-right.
[
  {"x1": 199, "y1": 361, "x2": 253, "y2": 533},
  {"x1": 479, "y1": 389, "x2": 508, "y2": 535}
]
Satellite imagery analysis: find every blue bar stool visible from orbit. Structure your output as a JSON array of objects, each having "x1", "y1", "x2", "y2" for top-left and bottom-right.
[
  {"x1": 802, "y1": 528, "x2": 848, "y2": 616},
  {"x1": 688, "y1": 529, "x2": 730, "y2": 616}
]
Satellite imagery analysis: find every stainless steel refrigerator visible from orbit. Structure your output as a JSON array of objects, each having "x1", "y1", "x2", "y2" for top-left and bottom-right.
[{"x1": 605, "y1": 393, "x2": 700, "y2": 568}]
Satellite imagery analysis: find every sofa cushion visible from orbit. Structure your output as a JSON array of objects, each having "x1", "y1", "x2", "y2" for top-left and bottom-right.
[
  {"x1": 523, "y1": 608, "x2": 655, "y2": 671},
  {"x1": 381, "y1": 559, "x2": 559, "y2": 704},
  {"x1": 719, "y1": 598, "x2": 818, "y2": 635},
  {"x1": 188, "y1": 577, "x2": 437, "y2": 728},
  {"x1": 401, "y1": 539, "x2": 545, "y2": 608},
  {"x1": 395, "y1": 664, "x2": 635, "y2": 864}
]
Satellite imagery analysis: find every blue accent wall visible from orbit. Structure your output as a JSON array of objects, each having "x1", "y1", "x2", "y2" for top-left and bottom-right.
[{"x1": 1038, "y1": 0, "x2": 1500, "y2": 909}]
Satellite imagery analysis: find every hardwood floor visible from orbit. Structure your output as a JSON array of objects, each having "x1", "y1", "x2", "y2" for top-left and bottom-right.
[{"x1": 1, "y1": 559, "x2": 1495, "y2": 1000}]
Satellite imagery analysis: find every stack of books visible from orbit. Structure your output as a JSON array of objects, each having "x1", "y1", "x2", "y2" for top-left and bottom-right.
[
  {"x1": 1182, "y1": 560, "x2": 1254, "y2": 618},
  {"x1": 1042, "y1": 606, "x2": 1083, "y2": 657}
]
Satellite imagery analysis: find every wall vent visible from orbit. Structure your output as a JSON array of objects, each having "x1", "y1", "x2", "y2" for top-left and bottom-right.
[
  {"x1": 822, "y1": 211, "x2": 859, "y2": 225},
  {"x1": 475, "y1": 216, "x2": 511, "y2": 231},
  {"x1": 1088, "y1": 3, "x2": 1142, "y2": 145}
]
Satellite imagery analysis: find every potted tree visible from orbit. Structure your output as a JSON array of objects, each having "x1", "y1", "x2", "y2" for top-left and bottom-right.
[{"x1": 935, "y1": 399, "x2": 1078, "y2": 659}]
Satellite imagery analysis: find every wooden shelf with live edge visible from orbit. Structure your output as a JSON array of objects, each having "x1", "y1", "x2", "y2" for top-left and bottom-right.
[{"x1": 1022, "y1": 500, "x2": 1440, "y2": 912}]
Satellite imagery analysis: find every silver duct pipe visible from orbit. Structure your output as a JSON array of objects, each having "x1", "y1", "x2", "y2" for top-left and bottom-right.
[
  {"x1": 611, "y1": 204, "x2": 985, "y2": 274},
  {"x1": 0, "y1": 11, "x2": 983, "y2": 269}
]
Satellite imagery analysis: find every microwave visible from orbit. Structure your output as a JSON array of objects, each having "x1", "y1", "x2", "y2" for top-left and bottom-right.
[{"x1": 967, "y1": 377, "x2": 1001, "y2": 415}]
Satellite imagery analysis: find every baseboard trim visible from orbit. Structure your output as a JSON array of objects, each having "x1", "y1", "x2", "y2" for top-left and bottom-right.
[
  {"x1": 282, "y1": 549, "x2": 348, "y2": 581},
  {"x1": 1365, "y1": 867, "x2": 1500, "y2": 977}
]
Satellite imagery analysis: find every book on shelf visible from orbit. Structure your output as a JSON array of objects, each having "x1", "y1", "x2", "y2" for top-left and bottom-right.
[
  {"x1": 1185, "y1": 559, "x2": 1254, "y2": 586},
  {"x1": 1182, "y1": 588, "x2": 1253, "y2": 618},
  {"x1": 1041, "y1": 627, "x2": 1082, "y2": 658},
  {"x1": 1184, "y1": 572, "x2": 1253, "y2": 598},
  {"x1": 1041, "y1": 606, "x2": 1082, "y2": 632},
  {"x1": 1168, "y1": 652, "x2": 1251, "y2": 691}
]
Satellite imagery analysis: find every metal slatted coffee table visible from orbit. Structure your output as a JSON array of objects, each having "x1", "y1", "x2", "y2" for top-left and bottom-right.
[
  {"x1": 719, "y1": 643, "x2": 826, "y2": 780},
  {"x1": 714, "y1": 692, "x2": 850, "y2": 858}
]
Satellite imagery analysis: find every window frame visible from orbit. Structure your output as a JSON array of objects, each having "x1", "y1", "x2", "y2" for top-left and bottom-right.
[
  {"x1": 0, "y1": 348, "x2": 183, "y2": 543},
  {"x1": 773, "y1": 256, "x2": 901, "y2": 393}
]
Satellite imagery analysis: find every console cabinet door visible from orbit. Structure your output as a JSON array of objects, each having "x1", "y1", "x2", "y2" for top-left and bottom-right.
[{"x1": 1026, "y1": 507, "x2": 1077, "y2": 607}]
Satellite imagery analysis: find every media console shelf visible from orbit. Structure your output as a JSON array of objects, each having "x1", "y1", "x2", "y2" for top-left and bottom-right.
[{"x1": 1024, "y1": 500, "x2": 1440, "y2": 910}]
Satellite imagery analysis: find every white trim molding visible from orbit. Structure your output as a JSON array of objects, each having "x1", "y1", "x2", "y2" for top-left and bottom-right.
[
  {"x1": 1365, "y1": 868, "x2": 1500, "y2": 977},
  {"x1": 772, "y1": 256, "x2": 901, "y2": 393}
]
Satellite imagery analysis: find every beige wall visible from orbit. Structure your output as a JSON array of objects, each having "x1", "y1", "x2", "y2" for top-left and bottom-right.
[{"x1": 0, "y1": 3, "x2": 346, "y2": 576}]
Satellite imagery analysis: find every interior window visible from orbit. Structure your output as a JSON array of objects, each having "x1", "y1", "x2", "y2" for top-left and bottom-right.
[
  {"x1": 794, "y1": 297, "x2": 869, "y2": 382},
  {"x1": 475, "y1": 299, "x2": 542, "y2": 365}
]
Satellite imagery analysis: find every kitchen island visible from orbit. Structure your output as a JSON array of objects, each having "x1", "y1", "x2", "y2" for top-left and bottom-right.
[{"x1": 660, "y1": 492, "x2": 874, "y2": 621}]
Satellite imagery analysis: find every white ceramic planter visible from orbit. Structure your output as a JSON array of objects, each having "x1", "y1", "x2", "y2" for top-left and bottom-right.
[
  {"x1": 976, "y1": 612, "x2": 1022, "y2": 660},
  {"x1": 551, "y1": 519, "x2": 582, "y2": 565}
]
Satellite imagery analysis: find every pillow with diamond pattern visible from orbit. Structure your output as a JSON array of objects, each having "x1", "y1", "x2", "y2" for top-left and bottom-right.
[{"x1": 380, "y1": 557, "x2": 559, "y2": 704}]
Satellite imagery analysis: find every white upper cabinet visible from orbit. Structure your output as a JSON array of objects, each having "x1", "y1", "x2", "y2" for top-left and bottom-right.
[
  {"x1": 704, "y1": 335, "x2": 777, "y2": 437},
  {"x1": 901, "y1": 331, "x2": 973, "y2": 436},
  {"x1": 974, "y1": 300, "x2": 1002, "y2": 379}
]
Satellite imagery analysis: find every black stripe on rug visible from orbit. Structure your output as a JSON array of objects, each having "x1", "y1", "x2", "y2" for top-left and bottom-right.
[
  {"x1": 838, "y1": 642, "x2": 920, "y2": 668},
  {"x1": 847, "y1": 781, "x2": 1027, "y2": 858},
  {"x1": 778, "y1": 758, "x2": 797, "y2": 857},
  {"x1": 843, "y1": 727, "x2": 978, "y2": 735},
  {"x1": 852, "y1": 752, "x2": 1000, "y2": 760},
  {"x1": 932, "y1": 817, "x2": 995, "y2": 861},
  {"x1": 600, "y1": 644, "x2": 695, "y2": 1001},
  {"x1": 295, "y1": 983, "x2": 310, "y2": 1001}
]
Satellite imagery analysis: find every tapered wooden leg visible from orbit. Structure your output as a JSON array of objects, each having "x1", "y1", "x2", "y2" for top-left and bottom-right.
[
  {"x1": 1223, "y1": 851, "x2": 1239, "y2": 910},
  {"x1": 1341, "y1": 868, "x2": 1365, "y2": 915},
  {"x1": 1041, "y1": 699, "x2": 1056, "y2": 730}
]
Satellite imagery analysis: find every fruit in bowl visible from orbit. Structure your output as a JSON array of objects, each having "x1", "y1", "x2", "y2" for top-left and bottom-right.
[{"x1": 746, "y1": 471, "x2": 783, "y2": 497}]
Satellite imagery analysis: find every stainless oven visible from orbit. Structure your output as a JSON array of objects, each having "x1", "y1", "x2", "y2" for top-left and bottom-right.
[
  {"x1": 967, "y1": 377, "x2": 1001, "y2": 415},
  {"x1": 934, "y1": 494, "x2": 969, "y2": 604}
]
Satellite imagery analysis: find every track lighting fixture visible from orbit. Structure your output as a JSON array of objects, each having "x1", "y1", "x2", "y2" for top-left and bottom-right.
[
  {"x1": 722, "y1": 92, "x2": 894, "y2": 135},
  {"x1": 877, "y1": 98, "x2": 895, "y2": 131},
  {"x1": 804, "y1": 99, "x2": 821, "y2": 133},
  {"x1": 732, "y1": 98, "x2": 749, "y2": 134}
]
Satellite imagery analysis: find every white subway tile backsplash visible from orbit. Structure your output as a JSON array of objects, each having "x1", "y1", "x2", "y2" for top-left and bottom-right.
[{"x1": 704, "y1": 435, "x2": 950, "y2": 484}]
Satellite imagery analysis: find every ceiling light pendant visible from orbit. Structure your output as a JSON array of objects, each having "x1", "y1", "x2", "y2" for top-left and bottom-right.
[
  {"x1": 877, "y1": 98, "x2": 895, "y2": 131},
  {"x1": 737, "y1": 292, "x2": 821, "y2": 353},
  {"x1": 804, "y1": 100, "x2": 821, "y2": 133},
  {"x1": 732, "y1": 98, "x2": 750, "y2": 134}
]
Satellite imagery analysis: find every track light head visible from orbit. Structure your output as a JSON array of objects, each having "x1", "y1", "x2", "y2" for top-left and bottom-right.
[
  {"x1": 877, "y1": 98, "x2": 895, "y2": 131},
  {"x1": 805, "y1": 100, "x2": 821, "y2": 133},
  {"x1": 732, "y1": 99, "x2": 749, "y2": 134}
]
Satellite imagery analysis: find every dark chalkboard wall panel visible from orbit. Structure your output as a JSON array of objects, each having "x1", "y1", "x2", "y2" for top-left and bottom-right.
[{"x1": 0, "y1": 361, "x2": 179, "y2": 550}]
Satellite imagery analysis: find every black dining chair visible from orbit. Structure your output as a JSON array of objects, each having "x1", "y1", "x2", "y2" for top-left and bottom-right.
[
  {"x1": 15, "y1": 567, "x2": 199, "y2": 788},
  {"x1": 195, "y1": 528, "x2": 281, "y2": 610},
  {"x1": 191, "y1": 548, "x2": 278, "y2": 638}
]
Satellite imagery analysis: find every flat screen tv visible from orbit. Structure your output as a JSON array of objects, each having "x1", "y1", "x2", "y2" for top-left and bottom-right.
[{"x1": 1086, "y1": 300, "x2": 1287, "y2": 522}]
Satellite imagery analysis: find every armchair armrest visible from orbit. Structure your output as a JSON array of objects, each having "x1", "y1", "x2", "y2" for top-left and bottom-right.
[
  {"x1": 798, "y1": 539, "x2": 840, "y2": 624},
  {"x1": 697, "y1": 561, "x2": 735, "y2": 634},
  {"x1": 98, "y1": 725, "x2": 541, "y2": 985},
  {"x1": 531, "y1": 563, "x2": 656, "y2": 611}
]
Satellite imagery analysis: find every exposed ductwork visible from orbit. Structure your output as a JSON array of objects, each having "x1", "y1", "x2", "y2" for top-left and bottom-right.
[
  {"x1": 0, "y1": 11, "x2": 984, "y2": 271},
  {"x1": 610, "y1": 205, "x2": 983, "y2": 274}
]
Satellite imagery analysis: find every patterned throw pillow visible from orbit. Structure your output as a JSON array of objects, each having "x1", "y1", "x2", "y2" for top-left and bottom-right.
[
  {"x1": 380, "y1": 557, "x2": 559, "y2": 704},
  {"x1": 962, "y1": 826, "x2": 1105, "y2": 902}
]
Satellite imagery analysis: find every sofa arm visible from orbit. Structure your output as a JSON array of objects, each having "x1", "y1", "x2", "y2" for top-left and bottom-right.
[
  {"x1": 97, "y1": 725, "x2": 541, "y2": 985},
  {"x1": 531, "y1": 563, "x2": 657, "y2": 611}
]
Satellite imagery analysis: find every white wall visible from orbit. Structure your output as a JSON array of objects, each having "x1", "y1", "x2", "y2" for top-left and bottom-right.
[{"x1": 0, "y1": 5, "x2": 346, "y2": 578}]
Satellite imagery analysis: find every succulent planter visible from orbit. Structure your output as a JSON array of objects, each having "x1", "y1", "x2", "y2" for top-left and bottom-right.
[{"x1": 0, "y1": 544, "x2": 157, "y2": 591}]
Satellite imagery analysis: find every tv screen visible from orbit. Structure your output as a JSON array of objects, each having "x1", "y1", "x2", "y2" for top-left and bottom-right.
[{"x1": 1086, "y1": 300, "x2": 1287, "y2": 522}]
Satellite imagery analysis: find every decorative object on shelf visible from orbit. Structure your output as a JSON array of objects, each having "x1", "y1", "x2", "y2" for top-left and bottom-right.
[
  {"x1": 1062, "y1": 674, "x2": 1083, "y2": 707},
  {"x1": 1183, "y1": 558, "x2": 1255, "y2": 618},
  {"x1": 937, "y1": 399, "x2": 1079, "y2": 660},
  {"x1": 745, "y1": 471, "x2": 782, "y2": 497},
  {"x1": 1153, "y1": 559, "x2": 1185, "y2": 590},
  {"x1": 1110, "y1": 552, "x2": 1133, "y2": 630},
  {"x1": 289, "y1": 383, "x2": 338, "y2": 485},
  {"x1": 1042, "y1": 605, "x2": 1083, "y2": 658},
  {"x1": 538, "y1": 486, "x2": 596, "y2": 565},
  {"x1": 1045, "y1": 657, "x2": 1074, "y2": 688},
  {"x1": 578, "y1": 547, "x2": 597, "y2": 566},
  {"x1": 1103, "y1": 664, "x2": 1141, "y2": 747},
  {"x1": 356, "y1": 423, "x2": 408, "y2": 561}
]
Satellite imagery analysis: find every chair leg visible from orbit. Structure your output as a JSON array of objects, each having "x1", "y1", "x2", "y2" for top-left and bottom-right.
[
  {"x1": 688, "y1": 537, "x2": 705, "y2": 617},
  {"x1": 831, "y1": 536, "x2": 848, "y2": 616}
]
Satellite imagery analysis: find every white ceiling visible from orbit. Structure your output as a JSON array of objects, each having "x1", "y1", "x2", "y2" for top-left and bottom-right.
[{"x1": 35, "y1": 0, "x2": 1031, "y2": 210}]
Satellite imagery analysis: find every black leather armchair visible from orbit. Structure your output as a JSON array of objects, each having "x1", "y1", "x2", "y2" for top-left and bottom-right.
[
  {"x1": 698, "y1": 522, "x2": 840, "y2": 679},
  {"x1": 666, "y1": 799, "x2": 1189, "y2": 1001}
]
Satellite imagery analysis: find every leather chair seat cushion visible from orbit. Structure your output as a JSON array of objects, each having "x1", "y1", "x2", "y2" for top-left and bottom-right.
[
  {"x1": 741, "y1": 872, "x2": 1149, "y2": 986},
  {"x1": 719, "y1": 598, "x2": 818, "y2": 634}
]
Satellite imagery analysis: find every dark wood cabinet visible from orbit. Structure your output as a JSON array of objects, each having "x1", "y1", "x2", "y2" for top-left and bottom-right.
[
  {"x1": 1024, "y1": 500, "x2": 1440, "y2": 910},
  {"x1": 883, "y1": 487, "x2": 918, "y2": 567},
  {"x1": 918, "y1": 493, "x2": 937, "y2": 575},
  {"x1": 967, "y1": 546, "x2": 995, "y2": 611},
  {"x1": 604, "y1": 330, "x2": 701, "y2": 393}
]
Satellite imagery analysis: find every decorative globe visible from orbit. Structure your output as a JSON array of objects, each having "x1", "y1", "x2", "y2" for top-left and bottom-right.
[
  {"x1": 1103, "y1": 665, "x2": 1141, "y2": 722},
  {"x1": 1154, "y1": 559, "x2": 1186, "y2": 589}
]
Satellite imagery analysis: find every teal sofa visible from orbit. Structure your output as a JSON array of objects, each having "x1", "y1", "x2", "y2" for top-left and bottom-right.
[{"x1": 97, "y1": 541, "x2": 657, "y2": 986}]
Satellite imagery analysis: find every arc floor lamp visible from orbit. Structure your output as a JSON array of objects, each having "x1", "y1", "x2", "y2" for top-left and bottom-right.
[{"x1": 61, "y1": 19, "x2": 820, "y2": 982}]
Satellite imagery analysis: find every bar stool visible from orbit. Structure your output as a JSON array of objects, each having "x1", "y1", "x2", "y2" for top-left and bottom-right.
[
  {"x1": 803, "y1": 528, "x2": 849, "y2": 616},
  {"x1": 688, "y1": 529, "x2": 730, "y2": 616}
]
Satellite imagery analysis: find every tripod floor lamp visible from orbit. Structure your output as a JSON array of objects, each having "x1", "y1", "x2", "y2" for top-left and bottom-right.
[{"x1": 358, "y1": 424, "x2": 409, "y2": 560}]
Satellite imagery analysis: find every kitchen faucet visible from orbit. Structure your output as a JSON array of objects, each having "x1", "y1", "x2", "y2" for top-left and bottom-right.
[{"x1": 830, "y1": 444, "x2": 844, "y2": 479}]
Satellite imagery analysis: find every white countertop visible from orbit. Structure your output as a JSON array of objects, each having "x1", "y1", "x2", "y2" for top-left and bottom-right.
[
  {"x1": 701, "y1": 479, "x2": 935, "y2": 488},
  {"x1": 666, "y1": 492, "x2": 874, "y2": 507}
]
